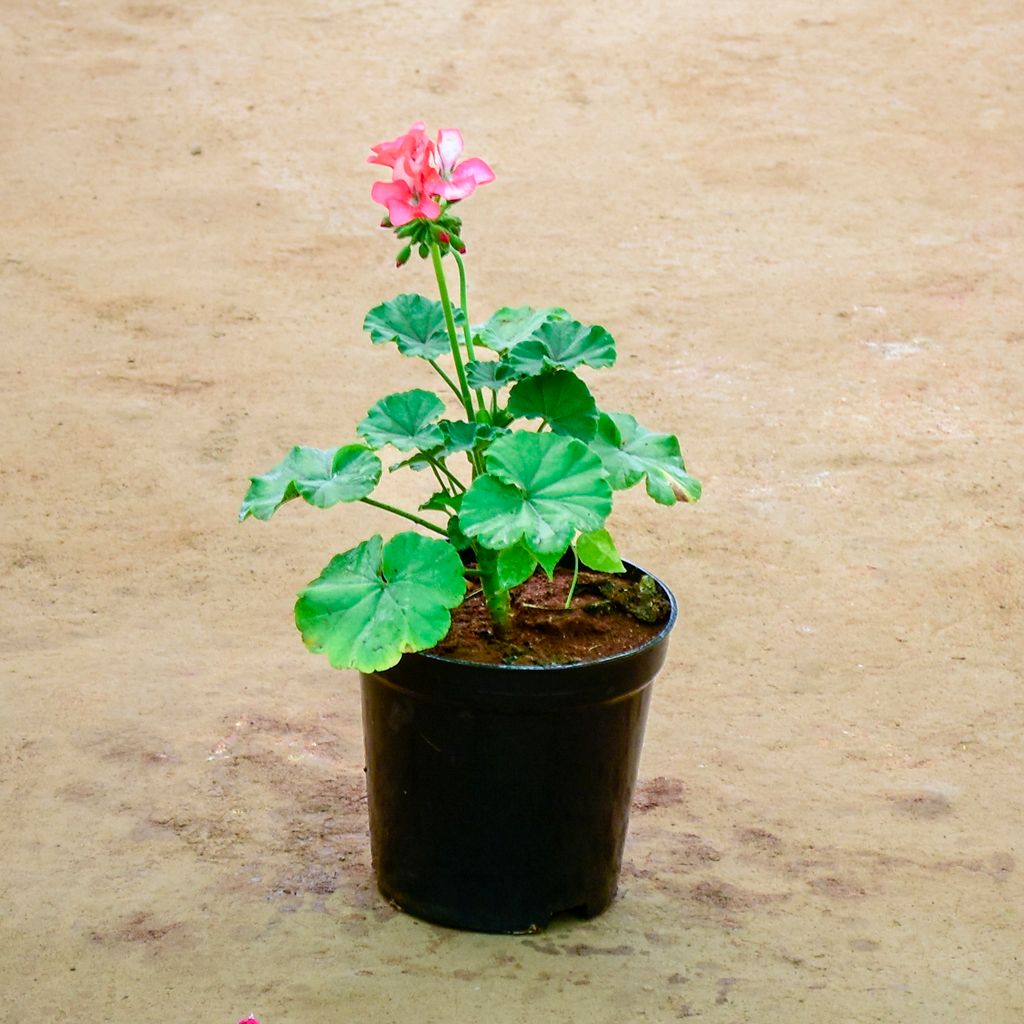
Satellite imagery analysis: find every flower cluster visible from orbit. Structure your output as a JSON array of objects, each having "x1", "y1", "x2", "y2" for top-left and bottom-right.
[{"x1": 369, "y1": 122, "x2": 495, "y2": 227}]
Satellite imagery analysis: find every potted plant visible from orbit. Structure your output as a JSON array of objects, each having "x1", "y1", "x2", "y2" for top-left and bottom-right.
[{"x1": 239, "y1": 122, "x2": 701, "y2": 933}]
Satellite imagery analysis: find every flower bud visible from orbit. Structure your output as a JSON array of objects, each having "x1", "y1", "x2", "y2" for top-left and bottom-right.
[
  {"x1": 449, "y1": 233, "x2": 466, "y2": 254},
  {"x1": 437, "y1": 230, "x2": 451, "y2": 245},
  {"x1": 417, "y1": 243, "x2": 430, "y2": 259},
  {"x1": 395, "y1": 244, "x2": 412, "y2": 268}
]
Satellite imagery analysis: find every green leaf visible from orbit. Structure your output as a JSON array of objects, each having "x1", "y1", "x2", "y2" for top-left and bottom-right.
[
  {"x1": 239, "y1": 444, "x2": 381, "y2": 522},
  {"x1": 506, "y1": 319, "x2": 616, "y2": 377},
  {"x1": 466, "y1": 358, "x2": 516, "y2": 391},
  {"x1": 363, "y1": 293, "x2": 462, "y2": 361},
  {"x1": 591, "y1": 412, "x2": 702, "y2": 505},
  {"x1": 438, "y1": 419, "x2": 498, "y2": 454},
  {"x1": 420, "y1": 491, "x2": 462, "y2": 514},
  {"x1": 358, "y1": 389, "x2": 446, "y2": 452},
  {"x1": 533, "y1": 547, "x2": 563, "y2": 580},
  {"x1": 496, "y1": 543, "x2": 537, "y2": 590},
  {"x1": 506, "y1": 370, "x2": 599, "y2": 440},
  {"x1": 575, "y1": 527, "x2": 626, "y2": 573},
  {"x1": 459, "y1": 432, "x2": 612, "y2": 556},
  {"x1": 294, "y1": 533, "x2": 467, "y2": 673},
  {"x1": 389, "y1": 452, "x2": 432, "y2": 473},
  {"x1": 387, "y1": 420, "x2": 502, "y2": 474},
  {"x1": 446, "y1": 515, "x2": 473, "y2": 551},
  {"x1": 475, "y1": 306, "x2": 570, "y2": 354}
]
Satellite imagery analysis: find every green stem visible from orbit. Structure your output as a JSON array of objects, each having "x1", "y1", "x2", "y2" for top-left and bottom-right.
[
  {"x1": 453, "y1": 251, "x2": 487, "y2": 417},
  {"x1": 426, "y1": 454, "x2": 466, "y2": 493},
  {"x1": 360, "y1": 497, "x2": 448, "y2": 536},
  {"x1": 452, "y1": 252, "x2": 476, "y2": 360},
  {"x1": 475, "y1": 546, "x2": 511, "y2": 630},
  {"x1": 428, "y1": 359, "x2": 463, "y2": 402},
  {"x1": 426, "y1": 461, "x2": 448, "y2": 496},
  {"x1": 564, "y1": 546, "x2": 581, "y2": 609},
  {"x1": 430, "y1": 243, "x2": 474, "y2": 420}
]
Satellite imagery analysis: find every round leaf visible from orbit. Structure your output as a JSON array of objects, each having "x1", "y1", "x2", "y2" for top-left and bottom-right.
[
  {"x1": 475, "y1": 306, "x2": 569, "y2": 354},
  {"x1": 459, "y1": 432, "x2": 612, "y2": 556},
  {"x1": 496, "y1": 543, "x2": 538, "y2": 590},
  {"x1": 506, "y1": 370, "x2": 598, "y2": 440},
  {"x1": 438, "y1": 419, "x2": 497, "y2": 454},
  {"x1": 295, "y1": 533, "x2": 467, "y2": 673},
  {"x1": 239, "y1": 444, "x2": 381, "y2": 521},
  {"x1": 575, "y1": 527, "x2": 626, "y2": 573},
  {"x1": 358, "y1": 389, "x2": 446, "y2": 452},
  {"x1": 363, "y1": 293, "x2": 461, "y2": 361},
  {"x1": 466, "y1": 358, "x2": 516, "y2": 391},
  {"x1": 506, "y1": 319, "x2": 616, "y2": 377},
  {"x1": 591, "y1": 412, "x2": 702, "y2": 505}
]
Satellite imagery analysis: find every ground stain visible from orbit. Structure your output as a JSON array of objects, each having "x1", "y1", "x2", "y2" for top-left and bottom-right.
[
  {"x1": 890, "y1": 790, "x2": 953, "y2": 818},
  {"x1": 633, "y1": 776, "x2": 686, "y2": 811}
]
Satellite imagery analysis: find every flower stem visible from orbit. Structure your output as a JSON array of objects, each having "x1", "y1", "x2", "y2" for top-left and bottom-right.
[
  {"x1": 360, "y1": 497, "x2": 448, "y2": 536},
  {"x1": 453, "y1": 251, "x2": 487, "y2": 417},
  {"x1": 430, "y1": 242, "x2": 475, "y2": 421}
]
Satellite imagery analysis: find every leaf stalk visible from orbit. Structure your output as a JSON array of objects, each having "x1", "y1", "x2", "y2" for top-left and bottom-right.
[{"x1": 360, "y1": 497, "x2": 449, "y2": 536}]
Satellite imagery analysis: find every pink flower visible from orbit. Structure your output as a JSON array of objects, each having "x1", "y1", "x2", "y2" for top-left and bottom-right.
[
  {"x1": 370, "y1": 178, "x2": 441, "y2": 227},
  {"x1": 368, "y1": 121, "x2": 433, "y2": 190},
  {"x1": 368, "y1": 121, "x2": 439, "y2": 226},
  {"x1": 368, "y1": 123, "x2": 494, "y2": 225},
  {"x1": 427, "y1": 128, "x2": 496, "y2": 202}
]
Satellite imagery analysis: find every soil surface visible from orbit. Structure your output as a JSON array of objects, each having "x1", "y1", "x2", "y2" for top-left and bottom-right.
[
  {"x1": 433, "y1": 567, "x2": 670, "y2": 664},
  {"x1": 2, "y1": 1, "x2": 1023, "y2": 1022}
]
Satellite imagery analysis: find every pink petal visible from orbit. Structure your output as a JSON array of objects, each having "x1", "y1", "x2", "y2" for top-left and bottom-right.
[
  {"x1": 371, "y1": 180, "x2": 414, "y2": 225},
  {"x1": 417, "y1": 195, "x2": 441, "y2": 220},
  {"x1": 367, "y1": 121, "x2": 428, "y2": 167},
  {"x1": 370, "y1": 179, "x2": 438, "y2": 225},
  {"x1": 435, "y1": 129, "x2": 464, "y2": 175},
  {"x1": 456, "y1": 157, "x2": 495, "y2": 186},
  {"x1": 436, "y1": 157, "x2": 495, "y2": 201},
  {"x1": 367, "y1": 136, "x2": 406, "y2": 168},
  {"x1": 371, "y1": 179, "x2": 411, "y2": 206},
  {"x1": 386, "y1": 199, "x2": 418, "y2": 227},
  {"x1": 421, "y1": 169, "x2": 446, "y2": 197}
]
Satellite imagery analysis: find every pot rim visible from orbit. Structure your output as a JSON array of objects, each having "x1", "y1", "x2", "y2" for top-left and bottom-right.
[{"x1": 364, "y1": 564, "x2": 675, "y2": 711}]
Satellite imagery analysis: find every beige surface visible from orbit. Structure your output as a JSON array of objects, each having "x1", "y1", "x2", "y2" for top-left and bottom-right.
[{"x1": 2, "y1": 1, "x2": 1023, "y2": 1020}]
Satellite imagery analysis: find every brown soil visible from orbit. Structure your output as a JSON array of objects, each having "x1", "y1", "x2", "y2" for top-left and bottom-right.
[
  {"x1": 3, "y1": 2, "x2": 1023, "y2": 1022},
  {"x1": 431, "y1": 567, "x2": 671, "y2": 665}
]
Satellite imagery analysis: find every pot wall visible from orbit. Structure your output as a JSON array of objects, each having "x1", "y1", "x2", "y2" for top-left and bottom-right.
[{"x1": 359, "y1": 564, "x2": 676, "y2": 933}]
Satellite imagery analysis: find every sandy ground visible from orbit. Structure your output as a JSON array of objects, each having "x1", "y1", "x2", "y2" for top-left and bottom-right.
[{"x1": 2, "y1": 0, "x2": 1023, "y2": 1020}]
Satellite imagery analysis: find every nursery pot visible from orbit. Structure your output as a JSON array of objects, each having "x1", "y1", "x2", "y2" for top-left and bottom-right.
[{"x1": 359, "y1": 563, "x2": 677, "y2": 934}]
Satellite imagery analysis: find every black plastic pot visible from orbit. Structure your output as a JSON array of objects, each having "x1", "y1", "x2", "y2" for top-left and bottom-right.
[{"x1": 359, "y1": 564, "x2": 677, "y2": 934}]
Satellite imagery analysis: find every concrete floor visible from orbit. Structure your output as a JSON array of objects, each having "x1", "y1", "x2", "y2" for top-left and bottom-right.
[{"x1": 2, "y1": 1, "x2": 1022, "y2": 1020}]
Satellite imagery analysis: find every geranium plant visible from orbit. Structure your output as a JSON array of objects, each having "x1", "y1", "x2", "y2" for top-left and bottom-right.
[{"x1": 240, "y1": 122, "x2": 700, "y2": 673}]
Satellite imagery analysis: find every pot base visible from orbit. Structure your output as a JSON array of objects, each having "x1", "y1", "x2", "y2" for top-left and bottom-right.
[{"x1": 377, "y1": 886, "x2": 613, "y2": 936}]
